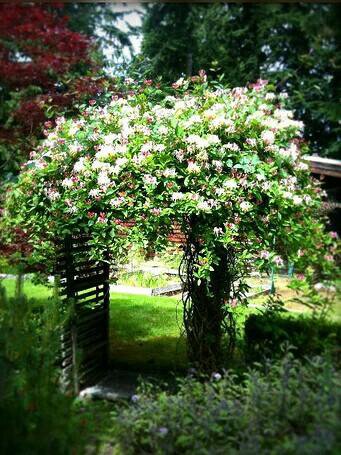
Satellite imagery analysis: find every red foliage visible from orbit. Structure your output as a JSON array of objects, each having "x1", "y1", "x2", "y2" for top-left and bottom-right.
[
  {"x1": 0, "y1": 227, "x2": 33, "y2": 259},
  {"x1": 0, "y1": 4, "x2": 109, "y2": 145},
  {"x1": 0, "y1": 4, "x2": 92, "y2": 89}
]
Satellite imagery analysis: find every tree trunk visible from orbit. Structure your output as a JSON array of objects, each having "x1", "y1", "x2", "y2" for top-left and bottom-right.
[{"x1": 181, "y1": 218, "x2": 234, "y2": 373}]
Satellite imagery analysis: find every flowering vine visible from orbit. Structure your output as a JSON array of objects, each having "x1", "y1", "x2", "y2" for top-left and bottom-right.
[{"x1": 2, "y1": 74, "x2": 338, "y2": 370}]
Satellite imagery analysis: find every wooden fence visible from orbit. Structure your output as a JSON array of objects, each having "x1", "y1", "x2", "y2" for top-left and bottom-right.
[{"x1": 55, "y1": 235, "x2": 110, "y2": 394}]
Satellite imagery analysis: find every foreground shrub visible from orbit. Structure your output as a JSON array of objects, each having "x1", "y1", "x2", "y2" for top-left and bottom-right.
[
  {"x1": 0, "y1": 285, "x2": 86, "y2": 455},
  {"x1": 244, "y1": 312, "x2": 341, "y2": 362},
  {"x1": 115, "y1": 354, "x2": 340, "y2": 455}
]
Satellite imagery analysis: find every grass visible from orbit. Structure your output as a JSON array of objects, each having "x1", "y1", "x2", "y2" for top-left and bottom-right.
[
  {"x1": 1, "y1": 275, "x2": 340, "y2": 372},
  {"x1": 109, "y1": 293, "x2": 186, "y2": 371},
  {"x1": 1, "y1": 277, "x2": 53, "y2": 300}
]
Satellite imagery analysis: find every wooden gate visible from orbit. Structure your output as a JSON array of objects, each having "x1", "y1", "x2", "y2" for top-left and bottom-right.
[{"x1": 55, "y1": 235, "x2": 110, "y2": 394}]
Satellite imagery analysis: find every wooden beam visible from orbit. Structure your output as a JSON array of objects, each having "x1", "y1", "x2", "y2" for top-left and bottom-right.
[{"x1": 304, "y1": 155, "x2": 341, "y2": 178}]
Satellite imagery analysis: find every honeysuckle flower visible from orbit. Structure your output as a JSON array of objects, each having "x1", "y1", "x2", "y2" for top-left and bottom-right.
[
  {"x1": 215, "y1": 188, "x2": 225, "y2": 196},
  {"x1": 329, "y1": 231, "x2": 338, "y2": 239},
  {"x1": 324, "y1": 254, "x2": 334, "y2": 262},
  {"x1": 104, "y1": 133, "x2": 118, "y2": 144},
  {"x1": 293, "y1": 195, "x2": 303, "y2": 205},
  {"x1": 187, "y1": 161, "x2": 200, "y2": 173},
  {"x1": 158, "y1": 125, "x2": 169, "y2": 135},
  {"x1": 61, "y1": 178, "x2": 73, "y2": 188},
  {"x1": 111, "y1": 197, "x2": 125, "y2": 207},
  {"x1": 47, "y1": 190, "x2": 60, "y2": 201},
  {"x1": 171, "y1": 192, "x2": 185, "y2": 201},
  {"x1": 144, "y1": 174, "x2": 157, "y2": 186},
  {"x1": 273, "y1": 256, "x2": 284, "y2": 267},
  {"x1": 240, "y1": 201, "x2": 252, "y2": 212},
  {"x1": 261, "y1": 130, "x2": 275, "y2": 145},
  {"x1": 213, "y1": 227, "x2": 224, "y2": 236},
  {"x1": 89, "y1": 189, "x2": 100, "y2": 198},
  {"x1": 246, "y1": 138, "x2": 257, "y2": 147},
  {"x1": 97, "y1": 172, "x2": 110, "y2": 187},
  {"x1": 183, "y1": 114, "x2": 201, "y2": 128},
  {"x1": 260, "y1": 250, "x2": 270, "y2": 260},
  {"x1": 186, "y1": 134, "x2": 209, "y2": 149},
  {"x1": 74, "y1": 159, "x2": 86, "y2": 173},
  {"x1": 197, "y1": 150, "x2": 209, "y2": 162},
  {"x1": 212, "y1": 160, "x2": 223, "y2": 172},
  {"x1": 197, "y1": 200, "x2": 211, "y2": 212},
  {"x1": 97, "y1": 212, "x2": 107, "y2": 223},
  {"x1": 55, "y1": 116, "x2": 66, "y2": 126},
  {"x1": 69, "y1": 143, "x2": 83, "y2": 154},
  {"x1": 163, "y1": 168, "x2": 176, "y2": 178},
  {"x1": 265, "y1": 92, "x2": 276, "y2": 101},
  {"x1": 151, "y1": 208, "x2": 161, "y2": 216},
  {"x1": 297, "y1": 162, "x2": 309, "y2": 171},
  {"x1": 172, "y1": 77, "x2": 184, "y2": 88},
  {"x1": 154, "y1": 144, "x2": 166, "y2": 152},
  {"x1": 250, "y1": 78, "x2": 268, "y2": 90},
  {"x1": 207, "y1": 134, "x2": 221, "y2": 145},
  {"x1": 223, "y1": 179, "x2": 237, "y2": 190},
  {"x1": 224, "y1": 142, "x2": 240, "y2": 152}
]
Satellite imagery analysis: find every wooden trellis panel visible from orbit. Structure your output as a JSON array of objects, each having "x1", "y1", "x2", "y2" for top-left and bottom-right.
[{"x1": 55, "y1": 235, "x2": 110, "y2": 394}]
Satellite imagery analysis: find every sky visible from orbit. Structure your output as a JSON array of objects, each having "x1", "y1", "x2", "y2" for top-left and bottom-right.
[{"x1": 103, "y1": 3, "x2": 144, "y2": 71}]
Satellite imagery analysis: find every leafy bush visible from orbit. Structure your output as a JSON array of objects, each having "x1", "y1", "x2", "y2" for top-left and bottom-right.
[
  {"x1": 115, "y1": 354, "x2": 341, "y2": 454},
  {"x1": 0, "y1": 285, "x2": 86, "y2": 455},
  {"x1": 244, "y1": 312, "x2": 341, "y2": 362},
  {"x1": 117, "y1": 270, "x2": 176, "y2": 289}
]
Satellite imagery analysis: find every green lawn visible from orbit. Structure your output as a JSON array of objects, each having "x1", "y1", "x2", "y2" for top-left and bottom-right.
[
  {"x1": 1, "y1": 277, "x2": 53, "y2": 300},
  {"x1": 109, "y1": 293, "x2": 186, "y2": 371},
  {"x1": 1, "y1": 276, "x2": 340, "y2": 372},
  {"x1": 0, "y1": 278, "x2": 187, "y2": 370}
]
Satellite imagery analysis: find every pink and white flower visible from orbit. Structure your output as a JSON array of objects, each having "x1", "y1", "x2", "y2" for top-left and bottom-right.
[{"x1": 261, "y1": 130, "x2": 275, "y2": 145}]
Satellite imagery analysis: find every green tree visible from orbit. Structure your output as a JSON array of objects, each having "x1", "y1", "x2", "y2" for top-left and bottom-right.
[
  {"x1": 133, "y1": 4, "x2": 195, "y2": 82},
  {"x1": 138, "y1": 4, "x2": 340, "y2": 158}
]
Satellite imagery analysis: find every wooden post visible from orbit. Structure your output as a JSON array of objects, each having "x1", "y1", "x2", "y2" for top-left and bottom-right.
[{"x1": 64, "y1": 235, "x2": 79, "y2": 395}]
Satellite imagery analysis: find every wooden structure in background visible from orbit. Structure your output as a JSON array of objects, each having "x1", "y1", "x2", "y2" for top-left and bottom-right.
[
  {"x1": 304, "y1": 155, "x2": 341, "y2": 179},
  {"x1": 55, "y1": 235, "x2": 110, "y2": 394},
  {"x1": 305, "y1": 155, "x2": 341, "y2": 235}
]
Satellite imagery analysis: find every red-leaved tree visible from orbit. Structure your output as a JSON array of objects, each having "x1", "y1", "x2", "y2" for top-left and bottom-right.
[
  {"x1": 0, "y1": 3, "x2": 109, "y2": 269},
  {"x1": 0, "y1": 3, "x2": 108, "y2": 180}
]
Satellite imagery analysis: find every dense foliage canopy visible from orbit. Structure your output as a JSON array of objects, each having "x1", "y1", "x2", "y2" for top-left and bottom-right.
[{"x1": 3, "y1": 76, "x2": 336, "y2": 284}]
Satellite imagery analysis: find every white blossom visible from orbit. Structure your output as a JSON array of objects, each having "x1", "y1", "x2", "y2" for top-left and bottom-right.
[
  {"x1": 97, "y1": 172, "x2": 111, "y2": 187},
  {"x1": 171, "y1": 192, "x2": 185, "y2": 201},
  {"x1": 61, "y1": 178, "x2": 73, "y2": 188},
  {"x1": 144, "y1": 174, "x2": 157, "y2": 185},
  {"x1": 261, "y1": 130, "x2": 275, "y2": 145},
  {"x1": 240, "y1": 201, "x2": 252, "y2": 212}
]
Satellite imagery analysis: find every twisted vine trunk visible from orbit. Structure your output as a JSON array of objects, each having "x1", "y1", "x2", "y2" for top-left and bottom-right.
[{"x1": 180, "y1": 217, "x2": 236, "y2": 373}]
